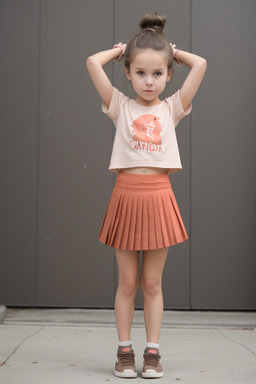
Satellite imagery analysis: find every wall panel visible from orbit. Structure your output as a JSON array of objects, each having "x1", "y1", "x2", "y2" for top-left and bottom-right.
[
  {"x1": 0, "y1": 0, "x2": 40, "y2": 305},
  {"x1": 191, "y1": 0, "x2": 256, "y2": 309},
  {"x1": 36, "y1": 0, "x2": 115, "y2": 307}
]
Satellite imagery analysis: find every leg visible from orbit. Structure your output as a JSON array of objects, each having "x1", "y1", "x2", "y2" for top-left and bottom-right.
[
  {"x1": 141, "y1": 247, "x2": 169, "y2": 343},
  {"x1": 114, "y1": 248, "x2": 140, "y2": 342}
]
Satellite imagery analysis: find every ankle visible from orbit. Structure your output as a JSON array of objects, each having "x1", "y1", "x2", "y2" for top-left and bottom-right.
[
  {"x1": 118, "y1": 340, "x2": 131, "y2": 347},
  {"x1": 146, "y1": 342, "x2": 160, "y2": 350}
]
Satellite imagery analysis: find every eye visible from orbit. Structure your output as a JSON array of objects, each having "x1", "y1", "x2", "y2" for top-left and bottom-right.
[
  {"x1": 137, "y1": 70, "x2": 144, "y2": 76},
  {"x1": 155, "y1": 71, "x2": 162, "y2": 77}
]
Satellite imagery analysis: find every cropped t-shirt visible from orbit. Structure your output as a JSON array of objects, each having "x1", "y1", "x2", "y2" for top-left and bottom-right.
[{"x1": 102, "y1": 87, "x2": 192, "y2": 174}]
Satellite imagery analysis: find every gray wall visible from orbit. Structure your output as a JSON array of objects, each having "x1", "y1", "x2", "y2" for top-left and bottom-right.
[
  {"x1": 0, "y1": 0, "x2": 255, "y2": 309},
  {"x1": 191, "y1": 0, "x2": 256, "y2": 309}
]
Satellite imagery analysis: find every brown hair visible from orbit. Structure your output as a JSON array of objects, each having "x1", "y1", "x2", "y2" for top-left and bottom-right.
[{"x1": 124, "y1": 13, "x2": 173, "y2": 71}]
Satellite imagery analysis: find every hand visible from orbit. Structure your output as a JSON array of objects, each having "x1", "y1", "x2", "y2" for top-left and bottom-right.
[
  {"x1": 118, "y1": 43, "x2": 127, "y2": 52},
  {"x1": 170, "y1": 43, "x2": 180, "y2": 64},
  {"x1": 113, "y1": 42, "x2": 126, "y2": 62}
]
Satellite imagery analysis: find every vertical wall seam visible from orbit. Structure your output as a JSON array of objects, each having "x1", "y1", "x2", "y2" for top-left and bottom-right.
[
  {"x1": 35, "y1": 0, "x2": 42, "y2": 306},
  {"x1": 112, "y1": 0, "x2": 117, "y2": 306},
  {"x1": 189, "y1": 0, "x2": 193, "y2": 310},
  {"x1": 112, "y1": 0, "x2": 115, "y2": 170}
]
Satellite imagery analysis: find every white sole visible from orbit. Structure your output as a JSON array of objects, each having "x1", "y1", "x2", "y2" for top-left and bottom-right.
[
  {"x1": 142, "y1": 369, "x2": 164, "y2": 378},
  {"x1": 114, "y1": 369, "x2": 137, "y2": 378}
]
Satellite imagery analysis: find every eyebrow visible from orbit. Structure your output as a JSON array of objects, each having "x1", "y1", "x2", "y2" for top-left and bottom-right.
[{"x1": 134, "y1": 67, "x2": 165, "y2": 71}]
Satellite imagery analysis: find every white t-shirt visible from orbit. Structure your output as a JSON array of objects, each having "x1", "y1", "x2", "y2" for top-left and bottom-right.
[{"x1": 102, "y1": 87, "x2": 192, "y2": 174}]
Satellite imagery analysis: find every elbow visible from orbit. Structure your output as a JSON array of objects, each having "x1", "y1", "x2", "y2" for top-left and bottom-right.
[
  {"x1": 86, "y1": 55, "x2": 102, "y2": 72},
  {"x1": 201, "y1": 58, "x2": 207, "y2": 72},
  {"x1": 86, "y1": 54, "x2": 102, "y2": 70},
  {"x1": 196, "y1": 58, "x2": 207, "y2": 77},
  {"x1": 86, "y1": 56, "x2": 95, "y2": 69}
]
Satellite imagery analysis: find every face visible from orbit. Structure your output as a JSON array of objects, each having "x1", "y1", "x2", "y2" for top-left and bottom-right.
[{"x1": 125, "y1": 49, "x2": 172, "y2": 106}]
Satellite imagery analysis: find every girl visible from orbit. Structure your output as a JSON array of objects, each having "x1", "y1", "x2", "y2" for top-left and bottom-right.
[{"x1": 87, "y1": 13, "x2": 206, "y2": 379}]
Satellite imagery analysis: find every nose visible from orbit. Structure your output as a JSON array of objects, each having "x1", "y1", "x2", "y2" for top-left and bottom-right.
[{"x1": 145, "y1": 75, "x2": 153, "y2": 86}]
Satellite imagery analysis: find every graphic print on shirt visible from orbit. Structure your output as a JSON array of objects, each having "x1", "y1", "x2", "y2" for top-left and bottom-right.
[{"x1": 129, "y1": 114, "x2": 163, "y2": 152}]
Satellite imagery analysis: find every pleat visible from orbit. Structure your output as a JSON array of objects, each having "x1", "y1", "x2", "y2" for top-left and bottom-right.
[
  {"x1": 141, "y1": 194, "x2": 149, "y2": 250},
  {"x1": 113, "y1": 192, "x2": 128, "y2": 249},
  {"x1": 157, "y1": 193, "x2": 170, "y2": 247},
  {"x1": 98, "y1": 191, "x2": 120, "y2": 244},
  {"x1": 148, "y1": 194, "x2": 157, "y2": 250},
  {"x1": 98, "y1": 173, "x2": 188, "y2": 251},
  {"x1": 164, "y1": 190, "x2": 187, "y2": 244},
  {"x1": 108, "y1": 192, "x2": 124, "y2": 245},
  {"x1": 162, "y1": 192, "x2": 179, "y2": 244},
  {"x1": 127, "y1": 195, "x2": 138, "y2": 250},
  {"x1": 169, "y1": 188, "x2": 188, "y2": 240},
  {"x1": 134, "y1": 194, "x2": 143, "y2": 250},
  {"x1": 120, "y1": 194, "x2": 133, "y2": 250},
  {"x1": 153, "y1": 193, "x2": 164, "y2": 249}
]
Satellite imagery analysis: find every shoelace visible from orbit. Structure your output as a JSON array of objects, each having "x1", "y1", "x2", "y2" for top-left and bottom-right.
[
  {"x1": 118, "y1": 351, "x2": 135, "y2": 366},
  {"x1": 144, "y1": 352, "x2": 160, "y2": 367}
]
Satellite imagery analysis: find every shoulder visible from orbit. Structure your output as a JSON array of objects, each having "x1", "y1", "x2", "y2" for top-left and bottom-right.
[
  {"x1": 165, "y1": 90, "x2": 192, "y2": 122},
  {"x1": 102, "y1": 87, "x2": 130, "y2": 120}
]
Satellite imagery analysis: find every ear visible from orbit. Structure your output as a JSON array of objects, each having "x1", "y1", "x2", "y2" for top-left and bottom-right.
[
  {"x1": 124, "y1": 66, "x2": 131, "y2": 80},
  {"x1": 166, "y1": 69, "x2": 172, "y2": 82}
]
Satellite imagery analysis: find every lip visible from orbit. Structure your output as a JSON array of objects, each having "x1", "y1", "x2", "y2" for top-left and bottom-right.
[{"x1": 144, "y1": 90, "x2": 154, "y2": 93}]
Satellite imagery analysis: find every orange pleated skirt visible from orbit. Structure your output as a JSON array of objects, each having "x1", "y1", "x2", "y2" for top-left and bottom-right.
[{"x1": 98, "y1": 172, "x2": 188, "y2": 251}]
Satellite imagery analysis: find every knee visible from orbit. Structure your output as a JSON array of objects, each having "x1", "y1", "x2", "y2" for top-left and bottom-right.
[
  {"x1": 141, "y1": 276, "x2": 161, "y2": 297},
  {"x1": 119, "y1": 276, "x2": 139, "y2": 297}
]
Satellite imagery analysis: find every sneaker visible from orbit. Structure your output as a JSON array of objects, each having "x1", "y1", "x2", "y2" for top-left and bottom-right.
[
  {"x1": 142, "y1": 348, "x2": 163, "y2": 378},
  {"x1": 114, "y1": 345, "x2": 137, "y2": 378}
]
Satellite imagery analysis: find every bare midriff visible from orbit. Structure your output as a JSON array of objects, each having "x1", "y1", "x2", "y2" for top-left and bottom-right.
[{"x1": 120, "y1": 167, "x2": 168, "y2": 175}]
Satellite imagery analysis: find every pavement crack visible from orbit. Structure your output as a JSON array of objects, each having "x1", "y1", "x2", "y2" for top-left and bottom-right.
[
  {"x1": 0, "y1": 326, "x2": 44, "y2": 366},
  {"x1": 217, "y1": 329, "x2": 256, "y2": 358}
]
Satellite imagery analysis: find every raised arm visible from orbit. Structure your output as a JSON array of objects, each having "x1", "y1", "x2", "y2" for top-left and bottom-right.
[
  {"x1": 174, "y1": 48, "x2": 207, "y2": 111},
  {"x1": 86, "y1": 46, "x2": 124, "y2": 109}
]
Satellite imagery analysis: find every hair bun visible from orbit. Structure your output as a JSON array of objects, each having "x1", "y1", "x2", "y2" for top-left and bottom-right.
[{"x1": 139, "y1": 13, "x2": 166, "y2": 33}]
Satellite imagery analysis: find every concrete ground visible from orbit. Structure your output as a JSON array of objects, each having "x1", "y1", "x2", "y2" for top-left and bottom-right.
[{"x1": 0, "y1": 308, "x2": 256, "y2": 384}]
